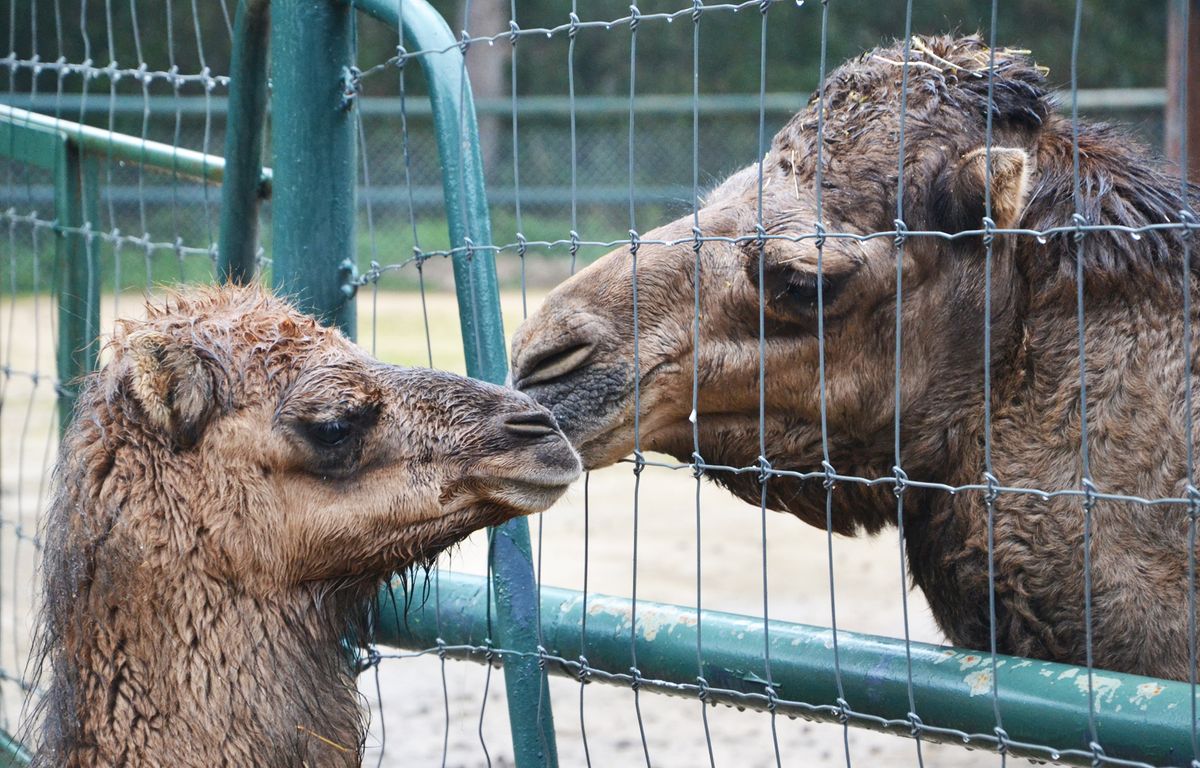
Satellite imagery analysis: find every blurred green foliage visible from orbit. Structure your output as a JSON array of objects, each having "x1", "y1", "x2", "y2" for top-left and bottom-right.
[{"x1": 2, "y1": 1, "x2": 1170, "y2": 97}]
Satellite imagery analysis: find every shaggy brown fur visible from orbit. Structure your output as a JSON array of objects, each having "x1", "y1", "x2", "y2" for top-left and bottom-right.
[
  {"x1": 30, "y1": 285, "x2": 580, "y2": 767},
  {"x1": 511, "y1": 36, "x2": 1200, "y2": 680}
]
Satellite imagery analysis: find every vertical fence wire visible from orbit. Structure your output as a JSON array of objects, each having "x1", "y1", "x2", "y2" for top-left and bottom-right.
[
  {"x1": 626, "y1": 7, "x2": 653, "y2": 767},
  {"x1": 892, "y1": 8, "x2": 927, "y2": 768},
  {"x1": 1182, "y1": 1, "x2": 1200, "y2": 765},
  {"x1": 811, "y1": 2, "x2": 851, "y2": 766},
  {"x1": 689, "y1": 3, "x2": 718, "y2": 764},
  {"x1": 1068, "y1": 1, "x2": 1103, "y2": 763},
  {"x1": 982, "y1": 1, "x2": 1008, "y2": 765}
]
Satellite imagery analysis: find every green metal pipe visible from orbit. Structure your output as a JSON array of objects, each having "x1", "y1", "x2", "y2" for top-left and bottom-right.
[
  {"x1": 351, "y1": 1, "x2": 557, "y2": 765},
  {"x1": 0, "y1": 730, "x2": 31, "y2": 767},
  {"x1": 0, "y1": 105, "x2": 271, "y2": 195},
  {"x1": 217, "y1": 0, "x2": 271, "y2": 284},
  {"x1": 54, "y1": 144, "x2": 101, "y2": 430},
  {"x1": 378, "y1": 571, "x2": 1200, "y2": 767},
  {"x1": 269, "y1": 0, "x2": 357, "y2": 337}
]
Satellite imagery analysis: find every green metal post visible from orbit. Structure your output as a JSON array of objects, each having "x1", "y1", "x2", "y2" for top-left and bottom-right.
[
  {"x1": 378, "y1": 571, "x2": 1200, "y2": 768},
  {"x1": 269, "y1": 0, "x2": 357, "y2": 336},
  {"x1": 0, "y1": 110, "x2": 99, "y2": 428},
  {"x1": 217, "y1": 0, "x2": 272, "y2": 284},
  {"x1": 55, "y1": 145, "x2": 100, "y2": 428},
  {"x1": 351, "y1": 1, "x2": 557, "y2": 764}
]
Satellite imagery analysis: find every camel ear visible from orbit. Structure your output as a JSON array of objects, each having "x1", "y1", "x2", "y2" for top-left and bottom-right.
[
  {"x1": 124, "y1": 329, "x2": 214, "y2": 448},
  {"x1": 933, "y1": 146, "x2": 1031, "y2": 233}
]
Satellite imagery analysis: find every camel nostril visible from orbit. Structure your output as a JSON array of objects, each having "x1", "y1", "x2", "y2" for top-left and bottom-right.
[
  {"x1": 517, "y1": 342, "x2": 594, "y2": 388},
  {"x1": 502, "y1": 410, "x2": 562, "y2": 440}
]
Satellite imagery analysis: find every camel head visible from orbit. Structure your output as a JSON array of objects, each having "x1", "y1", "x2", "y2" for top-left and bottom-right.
[
  {"x1": 511, "y1": 36, "x2": 1051, "y2": 530},
  {"x1": 86, "y1": 286, "x2": 580, "y2": 587}
]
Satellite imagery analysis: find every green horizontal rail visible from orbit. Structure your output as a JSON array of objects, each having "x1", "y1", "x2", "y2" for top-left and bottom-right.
[
  {"x1": 3, "y1": 88, "x2": 1171, "y2": 117},
  {"x1": 0, "y1": 104, "x2": 272, "y2": 196},
  {"x1": 377, "y1": 571, "x2": 1199, "y2": 767},
  {"x1": 0, "y1": 731, "x2": 30, "y2": 767}
]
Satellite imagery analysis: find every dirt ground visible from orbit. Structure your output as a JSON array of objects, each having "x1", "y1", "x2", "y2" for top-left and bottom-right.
[{"x1": 0, "y1": 287, "x2": 1018, "y2": 766}]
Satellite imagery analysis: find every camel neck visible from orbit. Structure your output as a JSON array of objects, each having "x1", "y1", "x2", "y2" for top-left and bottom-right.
[
  {"x1": 42, "y1": 564, "x2": 366, "y2": 767},
  {"x1": 904, "y1": 287, "x2": 1199, "y2": 663}
]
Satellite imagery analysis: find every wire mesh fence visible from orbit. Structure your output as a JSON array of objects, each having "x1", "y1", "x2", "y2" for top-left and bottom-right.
[{"x1": 3, "y1": 0, "x2": 1200, "y2": 766}]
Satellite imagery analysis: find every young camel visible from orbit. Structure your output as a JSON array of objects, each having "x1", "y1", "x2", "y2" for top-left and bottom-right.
[
  {"x1": 30, "y1": 285, "x2": 580, "y2": 767},
  {"x1": 511, "y1": 36, "x2": 1200, "y2": 680}
]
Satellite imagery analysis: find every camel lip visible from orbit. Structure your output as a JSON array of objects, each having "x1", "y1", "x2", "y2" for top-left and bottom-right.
[
  {"x1": 549, "y1": 361, "x2": 686, "y2": 469},
  {"x1": 480, "y1": 475, "x2": 578, "y2": 515}
]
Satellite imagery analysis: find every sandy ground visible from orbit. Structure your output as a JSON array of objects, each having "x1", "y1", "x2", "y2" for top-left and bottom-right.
[{"x1": 0, "y1": 286, "x2": 1019, "y2": 767}]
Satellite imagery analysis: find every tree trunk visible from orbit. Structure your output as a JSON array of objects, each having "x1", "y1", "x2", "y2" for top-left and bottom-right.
[
  {"x1": 1166, "y1": 0, "x2": 1200, "y2": 179},
  {"x1": 462, "y1": 1, "x2": 511, "y2": 177}
]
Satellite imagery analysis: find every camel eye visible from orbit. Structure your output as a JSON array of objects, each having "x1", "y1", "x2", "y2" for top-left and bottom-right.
[{"x1": 306, "y1": 419, "x2": 353, "y2": 447}]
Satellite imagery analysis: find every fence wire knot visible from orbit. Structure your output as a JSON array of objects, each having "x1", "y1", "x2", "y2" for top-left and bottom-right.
[
  {"x1": 629, "y1": 228, "x2": 641, "y2": 256},
  {"x1": 516, "y1": 232, "x2": 528, "y2": 258},
  {"x1": 457, "y1": 29, "x2": 471, "y2": 55},
  {"x1": 393, "y1": 45, "x2": 408, "y2": 70},
  {"x1": 893, "y1": 218, "x2": 908, "y2": 248},
  {"x1": 568, "y1": 12, "x2": 581, "y2": 39},
  {"x1": 355, "y1": 646, "x2": 383, "y2": 674},
  {"x1": 1082, "y1": 476, "x2": 1098, "y2": 513},
  {"x1": 1188, "y1": 485, "x2": 1200, "y2": 520},
  {"x1": 822, "y1": 460, "x2": 837, "y2": 491},
  {"x1": 813, "y1": 221, "x2": 827, "y2": 249},
  {"x1": 892, "y1": 465, "x2": 909, "y2": 498},
  {"x1": 983, "y1": 471, "x2": 1000, "y2": 506},
  {"x1": 569, "y1": 230, "x2": 581, "y2": 261},
  {"x1": 692, "y1": 451, "x2": 706, "y2": 479},
  {"x1": 835, "y1": 697, "x2": 851, "y2": 725},
  {"x1": 200, "y1": 65, "x2": 216, "y2": 93},
  {"x1": 509, "y1": 20, "x2": 521, "y2": 45},
  {"x1": 764, "y1": 685, "x2": 779, "y2": 712},
  {"x1": 340, "y1": 66, "x2": 362, "y2": 109},
  {"x1": 629, "y1": 666, "x2": 643, "y2": 690},
  {"x1": 692, "y1": 226, "x2": 704, "y2": 253},
  {"x1": 629, "y1": 5, "x2": 641, "y2": 31},
  {"x1": 758, "y1": 0, "x2": 772, "y2": 15},
  {"x1": 757, "y1": 455, "x2": 773, "y2": 484},
  {"x1": 632, "y1": 450, "x2": 647, "y2": 476},
  {"x1": 907, "y1": 711, "x2": 924, "y2": 738},
  {"x1": 535, "y1": 644, "x2": 548, "y2": 672},
  {"x1": 981, "y1": 216, "x2": 996, "y2": 248},
  {"x1": 338, "y1": 258, "x2": 359, "y2": 299},
  {"x1": 1072, "y1": 213, "x2": 1089, "y2": 242},
  {"x1": 696, "y1": 675, "x2": 710, "y2": 702},
  {"x1": 1089, "y1": 740, "x2": 1106, "y2": 767},
  {"x1": 691, "y1": 0, "x2": 704, "y2": 22},
  {"x1": 576, "y1": 655, "x2": 591, "y2": 683},
  {"x1": 993, "y1": 726, "x2": 1010, "y2": 755},
  {"x1": 754, "y1": 223, "x2": 767, "y2": 251},
  {"x1": 1182, "y1": 208, "x2": 1199, "y2": 237}
]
